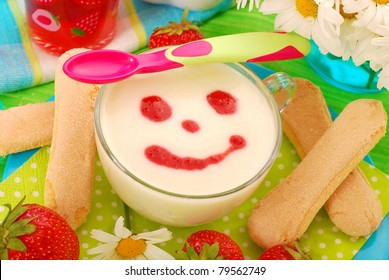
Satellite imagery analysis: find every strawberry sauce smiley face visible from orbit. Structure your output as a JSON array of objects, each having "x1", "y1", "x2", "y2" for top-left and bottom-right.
[{"x1": 140, "y1": 91, "x2": 247, "y2": 170}]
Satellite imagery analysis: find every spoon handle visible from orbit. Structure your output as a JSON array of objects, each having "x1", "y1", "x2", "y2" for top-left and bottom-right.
[{"x1": 164, "y1": 32, "x2": 310, "y2": 65}]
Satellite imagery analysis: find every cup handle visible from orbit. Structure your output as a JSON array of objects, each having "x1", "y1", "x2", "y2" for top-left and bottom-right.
[{"x1": 263, "y1": 72, "x2": 296, "y2": 111}]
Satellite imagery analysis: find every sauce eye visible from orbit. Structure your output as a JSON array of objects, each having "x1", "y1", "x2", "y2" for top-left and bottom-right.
[
  {"x1": 207, "y1": 90, "x2": 237, "y2": 115},
  {"x1": 140, "y1": 95, "x2": 172, "y2": 122}
]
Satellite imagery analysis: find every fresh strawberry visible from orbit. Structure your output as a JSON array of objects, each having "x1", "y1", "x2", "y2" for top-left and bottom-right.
[
  {"x1": 0, "y1": 197, "x2": 79, "y2": 260},
  {"x1": 71, "y1": 11, "x2": 101, "y2": 37},
  {"x1": 258, "y1": 242, "x2": 310, "y2": 260},
  {"x1": 148, "y1": 8, "x2": 204, "y2": 49},
  {"x1": 176, "y1": 230, "x2": 244, "y2": 260}
]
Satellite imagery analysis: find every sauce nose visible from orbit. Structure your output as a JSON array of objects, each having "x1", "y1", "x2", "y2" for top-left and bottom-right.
[{"x1": 181, "y1": 120, "x2": 200, "y2": 133}]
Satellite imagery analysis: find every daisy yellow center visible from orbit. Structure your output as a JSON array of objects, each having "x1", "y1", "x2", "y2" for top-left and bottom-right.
[
  {"x1": 116, "y1": 237, "x2": 147, "y2": 258},
  {"x1": 373, "y1": 0, "x2": 389, "y2": 4},
  {"x1": 296, "y1": 0, "x2": 318, "y2": 18},
  {"x1": 340, "y1": 5, "x2": 357, "y2": 19}
]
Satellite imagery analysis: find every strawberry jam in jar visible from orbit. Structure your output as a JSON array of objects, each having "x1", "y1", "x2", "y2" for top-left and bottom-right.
[{"x1": 25, "y1": 0, "x2": 119, "y2": 55}]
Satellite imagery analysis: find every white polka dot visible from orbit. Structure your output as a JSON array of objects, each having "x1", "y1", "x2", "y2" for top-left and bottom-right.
[
  {"x1": 264, "y1": 181, "x2": 271, "y2": 187},
  {"x1": 112, "y1": 215, "x2": 118, "y2": 221},
  {"x1": 302, "y1": 233, "x2": 309, "y2": 239},
  {"x1": 95, "y1": 189, "x2": 102, "y2": 195},
  {"x1": 95, "y1": 202, "x2": 102, "y2": 208},
  {"x1": 32, "y1": 191, "x2": 40, "y2": 197},
  {"x1": 14, "y1": 177, "x2": 21, "y2": 183},
  {"x1": 317, "y1": 229, "x2": 324, "y2": 235},
  {"x1": 370, "y1": 176, "x2": 378, "y2": 182},
  {"x1": 81, "y1": 230, "x2": 88, "y2": 235},
  {"x1": 238, "y1": 213, "x2": 245, "y2": 219},
  {"x1": 239, "y1": 227, "x2": 246, "y2": 233},
  {"x1": 95, "y1": 175, "x2": 102, "y2": 182},
  {"x1": 224, "y1": 229, "x2": 231, "y2": 235},
  {"x1": 176, "y1": 238, "x2": 184, "y2": 244},
  {"x1": 82, "y1": 243, "x2": 89, "y2": 249},
  {"x1": 96, "y1": 215, "x2": 103, "y2": 221},
  {"x1": 14, "y1": 191, "x2": 21, "y2": 198},
  {"x1": 30, "y1": 177, "x2": 38, "y2": 183},
  {"x1": 375, "y1": 189, "x2": 381, "y2": 195},
  {"x1": 321, "y1": 255, "x2": 328, "y2": 260},
  {"x1": 337, "y1": 252, "x2": 343, "y2": 259},
  {"x1": 314, "y1": 215, "x2": 322, "y2": 222},
  {"x1": 222, "y1": 216, "x2": 229, "y2": 222},
  {"x1": 0, "y1": 191, "x2": 4, "y2": 197},
  {"x1": 242, "y1": 242, "x2": 248, "y2": 248},
  {"x1": 30, "y1": 163, "x2": 37, "y2": 169},
  {"x1": 0, "y1": 206, "x2": 4, "y2": 213},
  {"x1": 96, "y1": 161, "x2": 102, "y2": 166},
  {"x1": 278, "y1": 164, "x2": 285, "y2": 170},
  {"x1": 368, "y1": 164, "x2": 375, "y2": 169},
  {"x1": 251, "y1": 197, "x2": 258, "y2": 203},
  {"x1": 350, "y1": 237, "x2": 357, "y2": 243},
  {"x1": 111, "y1": 201, "x2": 118, "y2": 207},
  {"x1": 277, "y1": 152, "x2": 283, "y2": 158},
  {"x1": 352, "y1": 250, "x2": 358, "y2": 255},
  {"x1": 335, "y1": 239, "x2": 342, "y2": 244},
  {"x1": 332, "y1": 226, "x2": 339, "y2": 232},
  {"x1": 244, "y1": 256, "x2": 251, "y2": 260},
  {"x1": 319, "y1": 243, "x2": 326, "y2": 248},
  {"x1": 304, "y1": 246, "x2": 310, "y2": 252},
  {"x1": 290, "y1": 149, "x2": 297, "y2": 155},
  {"x1": 279, "y1": 178, "x2": 285, "y2": 183}
]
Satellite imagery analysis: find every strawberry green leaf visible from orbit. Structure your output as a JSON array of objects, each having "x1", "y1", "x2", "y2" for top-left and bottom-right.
[
  {"x1": 9, "y1": 220, "x2": 36, "y2": 238},
  {"x1": 0, "y1": 248, "x2": 9, "y2": 260},
  {"x1": 186, "y1": 246, "x2": 200, "y2": 260},
  {"x1": 2, "y1": 197, "x2": 28, "y2": 229},
  {"x1": 0, "y1": 227, "x2": 7, "y2": 248},
  {"x1": 71, "y1": 27, "x2": 85, "y2": 37},
  {"x1": 175, "y1": 250, "x2": 190, "y2": 260},
  {"x1": 7, "y1": 237, "x2": 27, "y2": 252},
  {"x1": 198, "y1": 243, "x2": 221, "y2": 260}
]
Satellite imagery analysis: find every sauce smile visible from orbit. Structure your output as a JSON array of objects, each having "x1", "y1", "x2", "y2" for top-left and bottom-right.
[{"x1": 145, "y1": 135, "x2": 246, "y2": 170}]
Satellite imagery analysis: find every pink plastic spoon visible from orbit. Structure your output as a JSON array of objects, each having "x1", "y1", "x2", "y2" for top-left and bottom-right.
[{"x1": 63, "y1": 32, "x2": 310, "y2": 84}]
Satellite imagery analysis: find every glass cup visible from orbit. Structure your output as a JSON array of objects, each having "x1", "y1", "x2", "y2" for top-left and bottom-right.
[
  {"x1": 94, "y1": 62, "x2": 295, "y2": 227},
  {"x1": 25, "y1": 0, "x2": 119, "y2": 55}
]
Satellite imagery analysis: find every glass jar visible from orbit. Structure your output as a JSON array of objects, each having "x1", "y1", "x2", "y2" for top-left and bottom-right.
[{"x1": 25, "y1": 0, "x2": 119, "y2": 55}]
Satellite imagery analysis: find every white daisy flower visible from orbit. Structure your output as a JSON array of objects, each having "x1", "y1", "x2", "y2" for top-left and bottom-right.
[
  {"x1": 377, "y1": 64, "x2": 389, "y2": 89},
  {"x1": 344, "y1": 24, "x2": 378, "y2": 66},
  {"x1": 337, "y1": 7, "x2": 378, "y2": 65},
  {"x1": 236, "y1": 0, "x2": 262, "y2": 11},
  {"x1": 342, "y1": 0, "x2": 389, "y2": 35},
  {"x1": 259, "y1": 0, "x2": 344, "y2": 56},
  {"x1": 87, "y1": 216, "x2": 175, "y2": 260},
  {"x1": 369, "y1": 35, "x2": 389, "y2": 70}
]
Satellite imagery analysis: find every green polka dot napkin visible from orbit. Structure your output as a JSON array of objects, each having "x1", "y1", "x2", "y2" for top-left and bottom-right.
[{"x1": 0, "y1": 135, "x2": 388, "y2": 260}]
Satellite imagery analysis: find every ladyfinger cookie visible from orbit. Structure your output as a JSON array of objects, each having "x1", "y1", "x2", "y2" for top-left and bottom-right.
[
  {"x1": 248, "y1": 99, "x2": 387, "y2": 250},
  {"x1": 0, "y1": 102, "x2": 54, "y2": 156},
  {"x1": 45, "y1": 49, "x2": 99, "y2": 230},
  {"x1": 280, "y1": 78, "x2": 383, "y2": 236}
]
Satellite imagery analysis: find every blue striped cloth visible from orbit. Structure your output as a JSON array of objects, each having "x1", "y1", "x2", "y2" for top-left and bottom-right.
[{"x1": 0, "y1": 0, "x2": 234, "y2": 94}]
